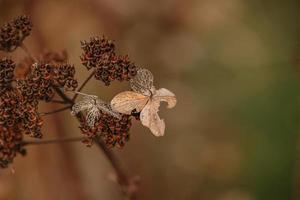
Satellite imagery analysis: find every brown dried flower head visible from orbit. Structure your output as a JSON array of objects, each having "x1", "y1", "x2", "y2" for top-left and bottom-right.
[
  {"x1": 0, "y1": 125, "x2": 25, "y2": 168},
  {"x1": 80, "y1": 113, "x2": 132, "y2": 148},
  {"x1": 0, "y1": 58, "x2": 15, "y2": 95},
  {"x1": 17, "y1": 62, "x2": 78, "y2": 103},
  {"x1": 81, "y1": 37, "x2": 137, "y2": 85},
  {"x1": 0, "y1": 15, "x2": 32, "y2": 52}
]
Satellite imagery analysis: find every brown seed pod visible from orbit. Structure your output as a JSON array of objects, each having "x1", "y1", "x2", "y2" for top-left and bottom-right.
[
  {"x1": 17, "y1": 62, "x2": 78, "y2": 102},
  {"x1": 0, "y1": 58, "x2": 15, "y2": 95},
  {"x1": 80, "y1": 113, "x2": 132, "y2": 148},
  {"x1": 0, "y1": 15, "x2": 32, "y2": 52},
  {"x1": 0, "y1": 125, "x2": 25, "y2": 168},
  {"x1": 81, "y1": 37, "x2": 138, "y2": 85}
]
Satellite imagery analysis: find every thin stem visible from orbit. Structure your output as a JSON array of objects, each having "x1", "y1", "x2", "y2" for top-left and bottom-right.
[
  {"x1": 54, "y1": 87, "x2": 73, "y2": 104},
  {"x1": 72, "y1": 71, "x2": 95, "y2": 101},
  {"x1": 22, "y1": 136, "x2": 86, "y2": 146},
  {"x1": 51, "y1": 75, "x2": 134, "y2": 199},
  {"x1": 20, "y1": 42, "x2": 37, "y2": 62},
  {"x1": 39, "y1": 106, "x2": 72, "y2": 116},
  {"x1": 49, "y1": 99, "x2": 69, "y2": 104},
  {"x1": 95, "y1": 140, "x2": 134, "y2": 198}
]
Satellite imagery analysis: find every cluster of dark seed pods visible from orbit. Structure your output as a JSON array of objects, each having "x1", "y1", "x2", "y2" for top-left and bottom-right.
[
  {"x1": 0, "y1": 15, "x2": 32, "y2": 52},
  {"x1": 81, "y1": 37, "x2": 138, "y2": 85},
  {"x1": 80, "y1": 113, "x2": 132, "y2": 148},
  {"x1": 17, "y1": 63, "x2": 78, "y2": 103}
]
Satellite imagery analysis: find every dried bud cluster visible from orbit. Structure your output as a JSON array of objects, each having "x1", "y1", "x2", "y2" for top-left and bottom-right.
[
  {"x1": 17, "y1": 63, "x2": 78, "y2": 103},
  {"x1": 0, "y1": 58, "x2": 15, "y2": 95},
  {"x1": 0, "y1": 126, "x2": 25, "y2": 168},
  {"x1": 81, "y1": 37, "x2": 138, "y2": 85},
  {"x1": 80, "y1": 114, "x2": 132, "y2": 148},
  {"x1": 0, "y1": 88, "x2": 42, "y2": 167},
  {"x1": 0, "y1": 15, "x2": 32, "y2": 52}
]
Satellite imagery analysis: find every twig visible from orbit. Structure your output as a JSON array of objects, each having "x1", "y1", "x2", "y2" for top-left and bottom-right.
[
  {"x1": 51, "y1": 82, "x2": 133, "y2": 198},
  {"x1": 54, "y1": 87, "x2": 73, "y2": 104},
  {"x1": 49, "y1": 99, "x2": 69, "y2": 104},
  {"x1": 72, "y1": 71, "x2": 95, "y2": 101},
  {"x1": 95, "y1": 140, "x2": 135, "y2": 199},
  {"x1": 39, "y1": 106, "x2": 72, "y2": 116},
  {"x1": 22, "y1": 136, "x2": 86, "y2": 146},
  {"x1": 20, "y1": 42, "x2": 37, "y2": 62}
]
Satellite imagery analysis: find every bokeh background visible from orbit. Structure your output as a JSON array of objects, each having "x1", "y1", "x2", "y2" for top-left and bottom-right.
[{"x1": 1, "y1": 0, "x2": 300, "y2": 199}]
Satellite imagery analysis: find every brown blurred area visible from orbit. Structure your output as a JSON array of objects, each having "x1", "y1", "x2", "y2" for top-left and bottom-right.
[{"x1": 1, "y1": 0, "x2": 300, "y2": 199}]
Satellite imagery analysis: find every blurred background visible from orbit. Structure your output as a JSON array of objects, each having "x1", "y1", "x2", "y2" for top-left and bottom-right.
[{"x1": 1, "y1": 0, "x2": 300, "y2": 199}]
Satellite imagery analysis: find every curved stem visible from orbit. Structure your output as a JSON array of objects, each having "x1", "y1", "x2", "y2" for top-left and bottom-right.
[
  {"x1": 39, "y1": 106, "x2": 72, "y2": 116},
  {"x1": 72, "y1": 71, "x2": 95, "y2": 101},
  {"x1": 49, "y1": 99, "x2": 69, "y2": 104},
  {"x1": 51, "y1": 82, "x2": 134, "y2": 198}
]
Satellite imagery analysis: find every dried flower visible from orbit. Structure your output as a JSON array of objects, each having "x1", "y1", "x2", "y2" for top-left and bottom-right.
[
  {"x1": 0, "y1": 89, "x2": 43, "y2": 138},
  {"x1": 0, "y1": 58, "x2": 15, "y2": 95},
  {"x1": 0, "y1": 125, "x2": 25, "y2": 168},
  {"x1": 80, "y1": 114, "x2": 132, "y2": 148},
  {"x1": 0, "y1": 15, "x2": 32, "y2": 52},
  {"x1": 81, "y1": 37, "x2": 138, "y2": 85},
  {"x1": 71, "y1": 92, "x2": 121, "y2": 127},
  {"x1": 81, "y1": 36, "x2": 115, "y2": 70},
  {"x1": 111, "y1": 68, "x2": 177, "y2": 137},
  {"x1": 17, "y1": 62, "x2": 78, "y2": 103}
]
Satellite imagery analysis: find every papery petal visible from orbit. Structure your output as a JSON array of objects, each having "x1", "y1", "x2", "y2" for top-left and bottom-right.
[
  {"x1": 140, "y1": 100, "x2": 165, "y2": 137},
  {"x1": 86, "y1": 107, "x2": 101, "y2": 127},
  {"x1": 111, "y1": 91, "x2": 149, "y2": 115},
  {"x1": 130, "y1": 68, "x2": 154, "y2": 96},
  {"x1": 153, "y1": 88, "x2": 177, "y2": 108}
]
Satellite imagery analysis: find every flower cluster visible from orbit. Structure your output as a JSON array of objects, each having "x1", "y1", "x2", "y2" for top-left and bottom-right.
[
  {"x1": 0, "y1": 80, "x2": 42, "y2": 167},
  {"x1": 0, "y1": 58, "x2": 15, "y2": 95},
  {"x1": 0, "y1": 126, "x2": 25, "y2": 168},
  {"x1": 81, "y1": 37, "x2": 138, "y2": 85},
  {"x1": 80, "y1": 113, "x2": 132, "y2": 148},
  {"x1": 17, "y1": 62, "x2": 78, "y2": 103},
  {"x1": 0, "y1": 15, "x2": 32, "y2": 52}
]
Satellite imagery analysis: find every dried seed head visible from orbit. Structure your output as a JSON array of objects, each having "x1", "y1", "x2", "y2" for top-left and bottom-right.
[
  {"x1": 0, "y1": 15, "x2": 32, "y2": 52},
  {"x1": 80, "y1": 114, "x2": 132, "y2": 148},
  {"x1": 17, "y1": 62, "x2": 78, "y2": 102},
  {"x1": 0, "y1": 125, "x2": 25, "y2": 168},
  {"x1": 81, "y1": 37, "x2": 138, "y2": 85},
  {"x1": 0, "y1": 58, "x2": 15, "y2": 95},
  {"x1": 0, "y1": 89, "x2": 43, "y2": 138},
  {"x1": 81, "y1": 36, "x2": 115, "y2": 70}
]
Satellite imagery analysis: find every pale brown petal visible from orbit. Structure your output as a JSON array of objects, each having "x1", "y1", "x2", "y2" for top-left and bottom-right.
[
  {"x1": 153, "y1": 88, "x2": 177, "y2": 108},
  {"x1": 140, "y1": 100, "x2": 166, "y2": 137},
  {"x1": 111, "y1": 91, "x2": 149, "y2": 115},
  {"x1": 130, "y1": 68, "x2": 154, "y2": 96}
]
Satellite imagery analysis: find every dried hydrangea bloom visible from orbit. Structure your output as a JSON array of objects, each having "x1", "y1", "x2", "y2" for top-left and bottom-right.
[
  {"x1": 0, "y1": 15, "x2": 32, "y2": 52},
  {"x1": 111, "y1": 68, "x2": 177, "y2": 137},
  {"x1": 81, "y1": 37, "x2": 137, "y2": 85},
  {"x1": 0, "y1": 89, "x2": 43, "y2": 138},
  {"x1": 0, "y1": 125, "x2": 25, "y2": 168},
  {"x1": 17, "y1": 62, "x2": 78, "y2": 103},
  {"x1": 0, "y1": 58, "x2": 15, "y2": 95},
  {"x1": 71, "y1": 92, "x2": 121, "y2": 127},
  {"x1": 80, "y1": 113, "x2": 132, "y2": 148}
]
